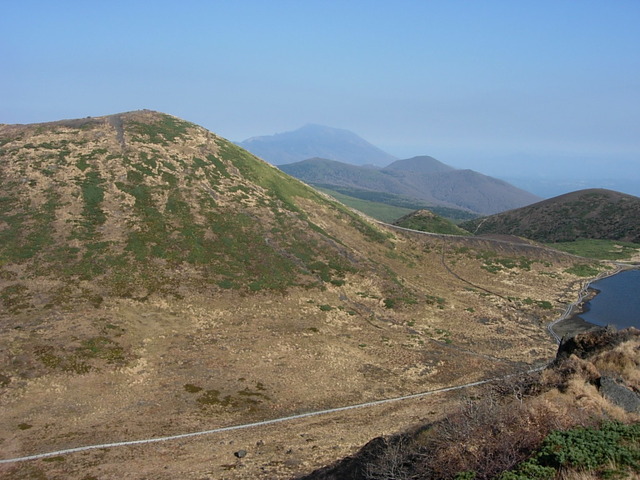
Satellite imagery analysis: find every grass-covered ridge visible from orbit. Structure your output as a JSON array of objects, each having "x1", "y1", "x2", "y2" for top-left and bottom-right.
[
  {"x1": 313, "y1": 184, "x2": 478, "y2": 223},
  {"x1": 0, "y1": 111, "x2": 394, "y2": 308},
  {"x1": 461, "y1": 188, "x2": 640, "y2": 244}
]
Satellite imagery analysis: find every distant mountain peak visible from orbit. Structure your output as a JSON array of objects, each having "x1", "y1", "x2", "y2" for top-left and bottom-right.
[
  {"x1": 238, "y1": 124, "x2": 397, "y2": 166},
  {"x1": 384, "y1": 156, "x2": 456, "y2": 174}
]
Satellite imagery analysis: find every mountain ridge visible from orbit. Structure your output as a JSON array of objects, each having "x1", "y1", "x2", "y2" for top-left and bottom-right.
[
  {"x1": 280, "y1": 156, "x2": 541, "y2": 215},
  {"x1": 239, "y1": 124, "x2": 541, "y2": 216}
]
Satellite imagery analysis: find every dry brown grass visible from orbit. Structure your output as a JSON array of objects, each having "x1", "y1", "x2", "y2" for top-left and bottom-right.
[
  {"x1": 328, "y1": 331, "x2": 640, "y2": 480},
  {"x1": 0, "y1": 113, "x2": 621, "y2": 479},
  {"x1": 592, "y1": 340, "x2": 640, "y2": 389},
  {"x1": 559, "y1": 468, "x2": 640, "y2": 480}
]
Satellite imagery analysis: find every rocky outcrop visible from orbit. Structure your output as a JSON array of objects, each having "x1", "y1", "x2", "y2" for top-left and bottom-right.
[
  {"x1": 599, "y1": 376, "x2": 640, "y2": 413},
  {"x1": 555, "y1": 326, "x2": 640, "y2": 362}
]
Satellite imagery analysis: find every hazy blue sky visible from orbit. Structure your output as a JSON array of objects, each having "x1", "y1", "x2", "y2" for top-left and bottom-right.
[{"x1": 2, "y1": 1, "x2": 639, "y2": 195}]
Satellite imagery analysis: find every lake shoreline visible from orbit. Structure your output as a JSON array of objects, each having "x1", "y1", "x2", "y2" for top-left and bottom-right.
[
  {"x1": 550, "y1": 265, "x2": 640, "y2": 340},
  {"x1": 551, "y1": 287, "x2": 602, "y2": 339}
]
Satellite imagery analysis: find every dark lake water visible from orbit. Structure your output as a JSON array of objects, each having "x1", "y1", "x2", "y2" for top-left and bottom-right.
[{"x1": 578, "y1": 269, "x2": 640, "y2": 330}]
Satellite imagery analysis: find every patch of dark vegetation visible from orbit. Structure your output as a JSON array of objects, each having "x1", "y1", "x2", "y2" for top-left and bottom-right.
[
  {"x1": 77, "y1": 336, "x2": 126, "y2": 363},
  {"x1": 74, "y1": 169, "x2": 107, "y2": 240},
  {"x1": 0, "y1": 190, "x2": 58, "y2": 263},
  {"x1": 383, "y1": 295, "x2": 418, "y2": 310},
  {"x1": 184, "y1": 383, "x2": 203, "y2": 393},
  {"x1": 0, "y1": 283, "x2": 33, "y2": 313},
  {"x1": 506, "y1": 296, "x2": 553, "y2": 310},
  {"x1": 41, "y1": 456, "x2": 65, "y2": 463},
  {"x1": 565, "y1": 263, "x2": 603, "y2": 277},
  {"x1": 33, "y1": 333, "x2": 129, "y2": 375},
  {"x1": 500, "y1": 421, "x2": 640, "y2": 479},
  {"x1": 0, "y1": 373, "x2": 11, "y2": 387},
  {"x1": 475, "y1": 251, "x2": 536, "y2": 273},
  {"x1": 34, "y1": 345, "x2": 92, "y2": 374},
  {"x1": 195, "y1": 383, "x2": 271, "y2": 413}
]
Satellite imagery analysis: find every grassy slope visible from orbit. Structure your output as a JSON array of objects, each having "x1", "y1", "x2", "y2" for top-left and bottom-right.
[
  {"x1": 314, "y1": 187, "x2": 416, "y2": 223},
  {"x1": 0, "y1": 111, "x2": 615, "y2": 480},
  {"x1": 545, "y1": 238, "x2": 640, "y2": 261},
  {"x1": 393, "y1": 209, "x2": 471, "y2": 236},
  {"x1": 314, "y1": 185, "x2": 478, "y2": 223},
  {"x1": 461, "y1": 189, "x2": 640, "y2": 243}
]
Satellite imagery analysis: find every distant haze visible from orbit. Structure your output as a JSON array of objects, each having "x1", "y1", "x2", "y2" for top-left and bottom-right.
[
  {"x1": 238, "y1": 124, "x2": 397, "y2": 166},
  {"x1": 240, "y1": 125, "x2": 640, "y2": 198},
  {"x1": 1, "y1": 2, "x2": 639, "y2": 197}
]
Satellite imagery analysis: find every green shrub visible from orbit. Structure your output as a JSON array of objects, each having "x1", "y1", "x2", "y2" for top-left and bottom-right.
[
  {"x1": 565, "y1": 264, "x2": 602, "y2": 277},
  {"x1": 500, "y1": 422, "x2": 640, "y2": 479}
]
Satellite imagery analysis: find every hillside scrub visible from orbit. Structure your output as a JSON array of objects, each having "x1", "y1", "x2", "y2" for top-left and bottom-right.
[
  {"x1": 0, "y1": 112, "x2": 622, "y2": 480},
  {"x1": 298, "y1": 328, "x2": 640, "y2": 480}
]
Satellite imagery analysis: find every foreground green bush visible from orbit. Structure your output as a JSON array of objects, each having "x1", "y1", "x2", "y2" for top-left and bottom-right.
[{"x1": 500, "y1": 421, "x2": 640, "y2": 479}]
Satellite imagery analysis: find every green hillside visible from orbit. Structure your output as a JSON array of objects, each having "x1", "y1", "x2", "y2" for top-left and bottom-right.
[
  {"x1": 393, "y1": 209, "x2": 471, "y2": 236},
  {"x1": 0, "y1": 111, "x2": 393, "y2": 307},
  {"x1": 461, "y1": 188, "x2": 640, "y2": 244},
  {"x1": 544, "y1": 238, "x2": 640, "y2": 260},
  {"x1": 314, "y1": 187, "x2": 416, "y2": 223},
  {"x1": 314, "y1": 184, "x2": 478, "y2": 223}
]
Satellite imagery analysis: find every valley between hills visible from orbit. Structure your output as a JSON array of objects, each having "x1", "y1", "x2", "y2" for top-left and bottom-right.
[{"x1": 0, "y1": 111, "x2": 634, "y2": 479}]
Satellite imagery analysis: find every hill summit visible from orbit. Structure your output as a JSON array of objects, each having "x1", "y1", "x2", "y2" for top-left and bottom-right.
[
  {"x1": 0, "y1": 110, "x2": 395, "y2": 306},
  {"x1": 460, "y1": 188, "x2": 640, "y2": 243},
  {"x1": 384, "y1": 155, "x2": 455, "y2": 174},
  {"x1": 393, "y1": 209, "x2": 470, "y2": 236}
]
